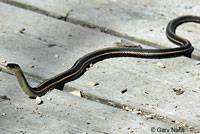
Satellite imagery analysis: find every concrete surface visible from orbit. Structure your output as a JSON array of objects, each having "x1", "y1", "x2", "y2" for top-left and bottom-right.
[
  {"x1": 0, "y1": 1, "x2": 200, "y2": 134},
  {"x1": 1, "y1": 0, "x2": 200, "y2": 59},
  {"x1": 2, "y1": 72, "x2": 183, "y2": 134}
]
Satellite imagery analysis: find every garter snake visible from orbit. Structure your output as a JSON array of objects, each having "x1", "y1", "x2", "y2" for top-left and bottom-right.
[{"x1": 6, "y1": 15, "x2": 200, "y2": 97}]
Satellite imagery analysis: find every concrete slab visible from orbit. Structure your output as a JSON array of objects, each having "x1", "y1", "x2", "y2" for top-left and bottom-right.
[
  {"x1": 1, "y1": 0, "x2": 200, "y2": 59},
  {"x1": 1, "y1": 72, "x2": 190, "y2": 134},
  {"x1": 0, "y1": 1, "x2": 200, "y2": 133}
]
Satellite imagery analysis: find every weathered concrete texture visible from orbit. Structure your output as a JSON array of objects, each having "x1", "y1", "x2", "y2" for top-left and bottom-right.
[
  {"x1": 1, "y1": 0, "x2": 200, "y2": 59},
  {"x1": 1, "y1": 72, "x2": 189, "y2": 134},
  {"x1": 0, "y1": 1, "x2": 200, "y2": 134}
]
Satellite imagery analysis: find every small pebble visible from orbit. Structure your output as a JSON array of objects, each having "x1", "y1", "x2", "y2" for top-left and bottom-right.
[
  {"x1": 157, "y1": 62, "x2": 166, "y2": 68},
  {"x1": 20, "y1": 117, "x2": 25, "y2": 119},
  {"x1": 188, "y1": 126, "x2": 194, "y2": 130},
  {"x1": 2, "y1": 113, "x2": 6, "y2": 117},
  {"x1": 35, "y1": 96, "x2": 42, "y2": 105},
  {"x1": 121, "y1": 89, "x2": 127, "y2": 94},
  {"x1": 136, "y1": 110, "x2": 142, "y2": 115},
  {"x1": 195, "y1": 61, "x2": 200, "y2": 65},
  {"x1": 145, "y1": 115, "x2": 153, "y2": 119},
  {"x1": 177, "y1": 122, "x2": 185, "y2": 127},
  {"x1": 159, "y1": 116, "x2": 164, "y2": 119},
  {"x1": 1, "y1": 60, "x2": 6, "y2": 63},
  {"x1": 29, "y1": 65, "x2": 34, "y2": 68},
  {"x1": 47, "y1": 44, "x2": 56, "y2": 48},
  {"x1": 94, "y1": 65, "x2": 99, "y2": 68},
  {"x1": 89, "y1": 64, "x2": 93, "y2": 67},
  {"x1": 171, "y1": 120, "x2": 176, "y2": 123},
  {"x1": 87, "y1": 82, "x2": 99, "y2": 86},
  {"x1": 69, "y1": 90, "x2": 81, "y2": 96},
  {"x1": 122, "y1": 105, "x2": 129, "y2": 110},
  {"x1": 55, "y1": 54, "x2": 60, "y2": 58},
  {"x1": 47, "y1": 97, "x2": 52, "y2": 101}
]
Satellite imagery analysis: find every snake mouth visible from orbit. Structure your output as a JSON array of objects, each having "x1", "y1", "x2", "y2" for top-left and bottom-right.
[{"x1": 6, "y1": 63, "x2": 20, "y2": 70}]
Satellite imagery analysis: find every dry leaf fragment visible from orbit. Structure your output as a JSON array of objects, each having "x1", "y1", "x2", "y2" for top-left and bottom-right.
[
  {"x1": 115, "y1": 39, "x2": 142, "y2": 49},
  {"x1": 173, "y1": 88, "x2": 184, "y2": 95},
  {"x1": 6, "y1": 100, "x2": 11, "y2": 105},
  {"x1": 19, "y1": 28, "x2": 26, "y2": 34}
]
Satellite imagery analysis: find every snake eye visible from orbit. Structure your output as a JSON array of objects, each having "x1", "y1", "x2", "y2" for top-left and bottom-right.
[{"x1": 6, "y1": 63, "x2": 20, "y2": 70}]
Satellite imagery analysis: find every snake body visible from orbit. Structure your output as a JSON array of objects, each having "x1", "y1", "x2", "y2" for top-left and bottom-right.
[{"x1": 6, "y1": 15, "x2": 200, "y2": 97}]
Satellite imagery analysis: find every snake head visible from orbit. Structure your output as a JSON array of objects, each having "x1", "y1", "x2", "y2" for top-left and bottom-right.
[{"x1": 6, "y1": 63, "x2": 20, "y2": 70}]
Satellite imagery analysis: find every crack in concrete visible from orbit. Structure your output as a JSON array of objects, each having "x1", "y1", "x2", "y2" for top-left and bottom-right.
[
  {"x1": 0, "y1": 0, "x2": 62, "y2": 18},
  {"x1": 80, "y1": 91, "x2": 200, "y2": 133}
]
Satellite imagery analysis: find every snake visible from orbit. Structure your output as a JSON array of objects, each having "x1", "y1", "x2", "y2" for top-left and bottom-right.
[{"x1": 6, "y1": 15, "x2": 200, "y2": 98}]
